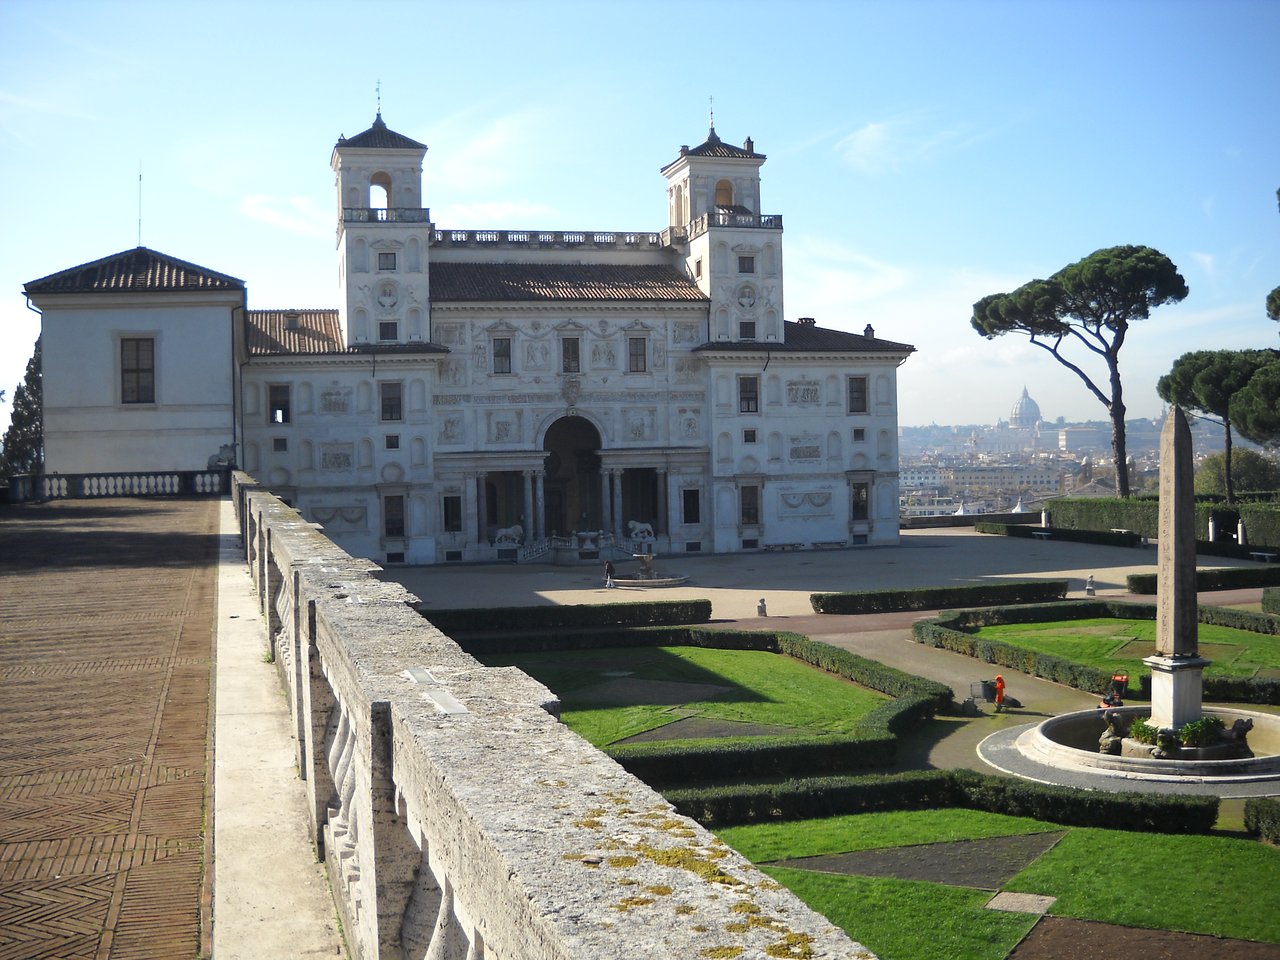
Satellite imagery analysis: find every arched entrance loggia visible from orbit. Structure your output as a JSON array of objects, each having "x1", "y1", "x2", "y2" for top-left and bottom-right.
[{"x1": 542, "y1": 416, "x2": 602, "y2": 536}]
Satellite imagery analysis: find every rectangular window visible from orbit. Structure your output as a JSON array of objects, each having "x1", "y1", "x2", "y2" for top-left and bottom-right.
[
  {"x1": 561, "y1": 337, "x2": 580, "y2": 373},
  {"x1": 378, "y1": 320, "x2": 398, "y2": 342},
  {"x1": 628, "y1": 337, "x2": 646, "y2": 373},
  {"x1": 378, "y1": 251, "x2": 396, "y2": 270},
  {"x1": 384, "y1": 495, "x2": 405, "y2": 538},
  {"x1": 268, "y1": 384, "x2": 291, "y2": 423},
  {"x1": 121, "y1": 337, "x2": 155, "y2": 404},
  {"x1": 738, "y1": 375, "x2": 759, "y2": 414},
  {"x1": 739, "y1": 320, "x2": 757, "y2": 340},
  {"x1": 740, "y1": 485, "x2": 760, "y2": 525},
  {"x1": 682, "y1": 488, "x2": 701, "y2": 524},
  {"x1": 494, "y1": 337, "x2": 512, "y2": 374},
  {"x1": 851, "y1": 482, "x2": 870, "y2": 521},
  {"x1": 743, "y1": 428, "x2": 757, "y2": 444},
  {"x1": 442, "y1": 495, "x2": 462, "y2": 532},
  {"x1": 385, "y1": 434, "x2": 400, "y2": 450},
  {"x1": 694, "y1": 258, "x2": 703, "y2": 279},
  {"x1": 738, "y1": 255, "x2": 755, "y2": 273},
  {"x1": 272, "y1": 437, "x2": 288, "y2": 453},
  {"x1": 852, "y1": 427, "x2": 867, "y2": 443},
  {"x1": 380, "y1": 381, "x2": 403, "y2": 422},
  {"x1": 848, "y1": 376, "x2": 869, "y2": 414}
]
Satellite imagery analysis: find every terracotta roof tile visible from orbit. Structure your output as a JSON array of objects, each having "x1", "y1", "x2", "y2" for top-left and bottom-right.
[
  {"x1": 685, "y1": 127, "x2": 765, "y2": 160},
  {"x1": 246, "y1": 309, "x2": 346, "y2": 355},
  {"x1": 429, "y1": 263, "x2": 708, "y2": 303},
  {"x1": 336, "y1": 113, "x2": 427, "y2": 151},
  {"x1": 25, "y1": 247, "x2": 244, "y2": 295}
]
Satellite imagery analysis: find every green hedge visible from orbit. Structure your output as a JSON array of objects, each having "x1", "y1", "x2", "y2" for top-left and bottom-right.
[
  {"x1": 605, "y1": 629, "x2": 953, "y2": 785},
  {"x1": 418, "y1": 598, "x2": 712, "y2": 635},
  {"x1": 666, "y1": 769, "x2": 1218, "y2": 833},
  {"x1": 912, "y1": 600, "x2": 1280, "y2": 704},
  {"x1": 809, "y1": 580, "x2": 1068, "y2": 615},
  {"x1": 1042, "y1": 497, "x2": 1280, "y2": 549},
  {"x1": 975, "y1": 522, "x2": 1141, "y2": 548},
  {"x1": 1244, "y1": 796, "x2": 1280, "y2": 844},
  {"x1": 1126, "y1": 565, "x2": 1280, "y2": 594},
  {"x1": 1265, "y1": 587, "x2": 1280, "y2": 615}
]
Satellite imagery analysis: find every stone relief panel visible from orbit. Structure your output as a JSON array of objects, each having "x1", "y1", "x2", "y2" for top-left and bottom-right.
[
  {"x1": 320, "y1": 443, "x2": 355, "y2": 471},
  {"x1": 439, "y1": 413, "x2": 464, "y2": 444},
  {"x1": 674, "y1": 322, "x2": 700, "y2": 345},
  {"x1": 788, "y1": 433, "x2": 823, "y2": 462},
  {"x1": 652, "y1": 338, "x2": 667, "y2": 370},
  {"x1": 787, "y1": 378, "x2": 821, "y2": 406},
  {"x1": 524, "y1": 340, "x2": 551, "y2": 369},
  {"x1": 622, "y1": 407, "x2": 656, "y2": 441},
  {"x1": 486, "y1": 411, "x2": 522, "y2": 444},
  {"x1": 677, "y1": 407, "x2": 700, "y2": 441},
  {"x1": 435, "y1": 322, "x2": 465, "y2": 346},
  {"x1": 776, "y1": 485, "x2": 834, "y2": 519},
  {"x1": 675, "y1": 359, "x2": 702, "y2": 384},
  {"x1": 590, "y1": 340, "x2": 617, "y2": 369},
  {"x1": 440, "y1": 359, "x2": 467, "y2": 386},
  {"x1": 309, "y1": 504, "x2": 368, "y2": 532}
]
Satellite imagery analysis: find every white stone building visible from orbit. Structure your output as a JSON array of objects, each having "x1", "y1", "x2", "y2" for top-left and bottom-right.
[{"x1": 28, "y1": 113, "x2": 915, "y2": 565}]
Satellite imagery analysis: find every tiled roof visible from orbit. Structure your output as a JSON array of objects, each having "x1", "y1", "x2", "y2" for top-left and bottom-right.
[
  {"x1": 336, "y1": 113, "x2": 427, "y2": 151},
  {"x1": 685, "y1": 127, "x2": 765, "y2": 160},
  {"x1": 247, "y1": 310, "x2": 346, "y2": 355},
  {"x1": 693, "y1": 320, "x2": 915, "y2": 354},
  {"x1": 429, "y1": 263, "x2": 709, "y2": 303},
  {"x1": 245, "y1": 309, "x2": 449, "y2": 357},
  {"x1": 25, "y1": 247, "x2": 244, "y2": 295}
]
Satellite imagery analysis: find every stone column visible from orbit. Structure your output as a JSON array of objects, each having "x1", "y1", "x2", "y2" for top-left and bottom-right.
[
  {"x1": 476, "y1": 472, "x2": 489, "y2": 544},
  {"x1": 463, "y1": 473, "x2": 478, "y2": 549},
  {"x1": 600, "y1": 470, "x2": 612, "y2": 534},
  {"x1": 522, "y1": 470, "x2": 534, "y2": 539},
  {"x1": 656, "y1": 468, "x2": 668, "y2": 536},
  {"x1": 612, "y1": 470, "x2": 624, "y2": 539},
  {"x1": 1145, "y1": 407, "x2": 1209, "y2": 729},
  {"x1": 534, "y1": 472, "x2": 545, "y2": 540}
]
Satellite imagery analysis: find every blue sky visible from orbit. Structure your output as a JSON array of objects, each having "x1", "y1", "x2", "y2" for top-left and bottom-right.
[{"x1": 2, "y1": 0, "x2": 1277, "y2": 431}]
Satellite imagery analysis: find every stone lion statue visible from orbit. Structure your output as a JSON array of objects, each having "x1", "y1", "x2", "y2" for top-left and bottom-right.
[
  {"x1": 1098, "y1": 709, "x2": 1129, "y2": 755},
  {"x1": 627, "y1": 520, "x2": 654, "y2": 540},
  {"x1": 494, "y1": 524, "x2": 523, "y2": 545}
]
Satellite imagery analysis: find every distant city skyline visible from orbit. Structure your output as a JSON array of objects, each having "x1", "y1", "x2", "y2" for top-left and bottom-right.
[{"x1": 2, "y1": 0, "x2": 1277, "y2": 433}]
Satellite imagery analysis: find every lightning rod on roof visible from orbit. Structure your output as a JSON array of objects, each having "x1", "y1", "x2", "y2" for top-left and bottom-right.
[
  {"x1": 376, "y1": 79, "x2": 381, "y2": 115},
  {"x1": 709, "y1": 94, "x2": 714, "y2": 131},
  {"x1": 137, "y1": 162, "x2": 143, "y2": 248}
]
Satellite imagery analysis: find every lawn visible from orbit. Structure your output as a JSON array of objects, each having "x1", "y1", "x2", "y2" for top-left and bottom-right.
[
  {"x1": 972, "y1": 617, "x2": 1280, "y2": 681},
  {"x1": 718, "y1": 808, "x2": 1280, "y2": 958},
  {"x1": 480, "y1": 645, "x2": 888, "y2": 746}
]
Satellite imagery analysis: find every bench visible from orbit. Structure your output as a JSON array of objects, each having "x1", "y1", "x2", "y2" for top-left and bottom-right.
[
  {"x1": 1030, "y1": 530, "x2": 1052, "y2": 541},
  {"x1": 1250, "y1": 551, "x2": 1278, "y2": 562},
  {"x1": 763, "y1": 542, "x2": 804, "y2": 552},
  {"x1": 1110, "y1": 528, "x2": 1132, "y2": 535},
  {"x1": 810, "y1": 540, "x2": 848, "y2": 549}
]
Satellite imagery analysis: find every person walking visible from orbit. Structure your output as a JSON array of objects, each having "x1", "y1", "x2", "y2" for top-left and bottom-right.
[
  {"x1": 993, "y1": 674, "x2": 1006, "y2": 713},
  {"x1": 604, "y1": 559, "x2": 616, "y2": 588}
]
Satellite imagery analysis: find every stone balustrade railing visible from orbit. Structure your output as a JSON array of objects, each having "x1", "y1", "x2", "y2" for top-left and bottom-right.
[
  {"x1": 232, "y1": 472, "x2": 873, "y2": 960},
  {"x1": 7, "y1": 469, "x2": 227, "y2": 503},
  {"x1": 430, "y1": 228, "x2": 666, "y2": 250}
]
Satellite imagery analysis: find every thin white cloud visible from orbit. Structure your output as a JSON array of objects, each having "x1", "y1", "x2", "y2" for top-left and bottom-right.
[
  {"x1": 1189, "y1": 251, "x2": 1216, "y2": 279},
  {"x1": 835, "y1": 114, "x2": 982, "y2": 174},
  {"x1": 432, "y1": 201, "x2": 558, "y2": 229},
  {"x1": 238, "y1": 195, "x2": 330, "y2": 239},
  {"x1": 423, "y1": 109, "x2": 551, "y2": 195}
]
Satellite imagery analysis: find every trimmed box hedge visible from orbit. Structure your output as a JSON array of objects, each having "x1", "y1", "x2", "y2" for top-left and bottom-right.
[
  {"x1": 1126, "y1": 565, "x2": 1280, "y2": 594},
  {"x1": 809, "y1": 580, "x2": 1068, "y2": 615},
  {"x1": 418, "y1": 598, "x2": 712, "y2": 635},
  {"x1": 975, "y1": 522, "x2": 1141, "y2": 548},
  {"x1": 1265, "y1": 587, "x2": 1280, "y2": 615},
  {"x1": 912, "y1": 599, "x2": 1280, "y2": 704},
  {"x1": 1043, "y1": 496, "x2": 1280, "y2": 550},
  {"x1": 1244, "y1": 796, "x2": 1280, "y2": 844},
  {"x1": 666, "y1": 768, "x2": 1218, "y2": 833}
]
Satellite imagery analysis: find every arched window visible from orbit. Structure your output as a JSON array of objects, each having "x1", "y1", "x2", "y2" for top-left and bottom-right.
[
  {"x1": 370, "y1": 171, "x2": 391, "y2": 210},
  {"x1": 715, "y1": 179, "x2": 734, "y2": 207}
]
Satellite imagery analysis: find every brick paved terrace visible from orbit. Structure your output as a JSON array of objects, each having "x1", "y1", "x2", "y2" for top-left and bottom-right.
[{"x1": 0, "y1": 498, "x2": 219, "y2": 960}]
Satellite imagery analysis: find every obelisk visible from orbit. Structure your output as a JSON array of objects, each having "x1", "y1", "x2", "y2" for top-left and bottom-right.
[{"x1": 1145, "y1": 407, "x2": 1209, "y2": 728}]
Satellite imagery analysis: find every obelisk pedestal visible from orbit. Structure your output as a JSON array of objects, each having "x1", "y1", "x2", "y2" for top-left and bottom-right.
[{"x1": 1144, "y1": 407, "x2": 1209, "y2": 729}]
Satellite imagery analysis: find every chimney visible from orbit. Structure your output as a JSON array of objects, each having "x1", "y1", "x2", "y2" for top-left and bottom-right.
[
  {"x1": 863, "y1": 324, "x2": 875, "y2": 338},
  {"x1": 744, "y1": 136, "x2": 754, "y2": 152},
  {"x1": 798, "y1": 317, "x2": 816, "y2": 326}
]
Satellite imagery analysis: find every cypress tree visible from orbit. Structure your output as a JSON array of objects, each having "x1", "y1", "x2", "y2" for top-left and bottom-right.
[{"x1": 1, "y1": 336, "x2": 43, "y2": 477}]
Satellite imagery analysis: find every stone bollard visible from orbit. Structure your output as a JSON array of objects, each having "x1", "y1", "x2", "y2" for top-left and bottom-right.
[
  {"x1": 1238, "y1": 520, "x2": 1247, "y2": 546},
  {"x1": 1085, "y1": 574, "x2": 1095, "y2": 596},
  {"x1": 757, "y1": 598, "x2": 768, "y2": 617}
]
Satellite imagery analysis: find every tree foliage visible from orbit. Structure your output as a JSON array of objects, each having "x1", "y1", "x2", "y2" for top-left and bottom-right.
[
  {"x1": 1231, "y1": 361, "x2": 1280, "y2": 447},
  {"x1": 1, "y1": 336, "x2": 42, "y2": 477},
  {"x1": 1194, "y1": 448, "x2": 1280, "y2": 497},
  {"x1": 972, "y1": 245, "x2": 1189, "y2": 497},
  {"x1": 1157, "y1": 349, "x2": 1279, "y2": 502}
]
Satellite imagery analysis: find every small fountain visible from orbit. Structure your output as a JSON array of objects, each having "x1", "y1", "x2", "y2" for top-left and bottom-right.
[{"x1": 988, "y1": 408, "x2": 1280, "y2": 787}]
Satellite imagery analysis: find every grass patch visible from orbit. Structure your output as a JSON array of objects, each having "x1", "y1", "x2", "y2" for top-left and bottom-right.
[
  {"x1": 762, "y1": 868, "x2": 1034, "y2": 960},
  {"x1": 1005, "y1": 827, "x2": 1280, "y2": 943},
  {"x1": 973, "y1": 617, "x2": 1280, "y2": 681},
  {"x1": 718, "y1": 808, "x2": 1059, "y2": 863},
  {"x1": 483, "y1": 645, "x2": 888, "y2": 746}
]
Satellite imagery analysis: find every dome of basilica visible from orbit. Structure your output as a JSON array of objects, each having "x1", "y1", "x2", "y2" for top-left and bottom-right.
[{"x1": 1010, "y1": 386, "x2": 1041, "y2": 428}]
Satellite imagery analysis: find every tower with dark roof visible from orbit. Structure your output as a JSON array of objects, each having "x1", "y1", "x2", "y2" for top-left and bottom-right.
[
  {"x1": 660, "y1": 125, "x2": 784, "y2": 345},
  {"x1": 331, "y1": 114, "x2": 433, "y2": 346}
]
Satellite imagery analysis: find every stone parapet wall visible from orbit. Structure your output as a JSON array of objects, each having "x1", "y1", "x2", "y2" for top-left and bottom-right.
[{"x1": 230, "y1": 472, "x2": 873, "y2": 960}]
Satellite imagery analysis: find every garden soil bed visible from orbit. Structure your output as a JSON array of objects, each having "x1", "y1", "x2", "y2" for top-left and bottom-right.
[{"x1": 1009, "y1": 916, "x2": 1280, "y2": 959}]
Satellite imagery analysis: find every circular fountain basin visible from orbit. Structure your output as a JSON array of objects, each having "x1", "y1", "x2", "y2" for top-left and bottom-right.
[{"x1": 1021, "y1": 706, "x2": 1280, "y2": 782}]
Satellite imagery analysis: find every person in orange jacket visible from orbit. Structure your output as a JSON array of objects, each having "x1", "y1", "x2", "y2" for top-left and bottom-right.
[{"x1": 994, "y1": 674, "x2": 1006, "y2": 713}]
